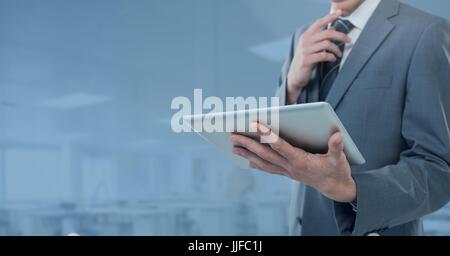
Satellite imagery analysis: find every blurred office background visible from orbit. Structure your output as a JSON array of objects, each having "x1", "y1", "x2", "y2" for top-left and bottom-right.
[{"x1": 0, "y1": 0, "x2": 449, "y2": 236}]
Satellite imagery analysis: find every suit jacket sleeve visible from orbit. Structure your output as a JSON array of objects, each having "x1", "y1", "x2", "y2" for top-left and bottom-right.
[{"x1": 348, "y1": 19, "x2": 450, "y2": 236}]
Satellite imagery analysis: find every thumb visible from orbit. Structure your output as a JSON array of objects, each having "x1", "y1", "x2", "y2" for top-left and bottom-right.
[{"x1": 328, "y1": 132, "x2": 344, "y2": 159}]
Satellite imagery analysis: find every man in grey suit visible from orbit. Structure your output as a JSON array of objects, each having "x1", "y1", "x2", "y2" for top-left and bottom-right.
[{"x1": 229, "y1": 0, "x2": 450, "y2": 235}]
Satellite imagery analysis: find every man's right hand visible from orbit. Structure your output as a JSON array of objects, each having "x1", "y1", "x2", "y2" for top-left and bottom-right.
[{"x1": 286, "y1": 10, "x2": 351, "y2": 105}]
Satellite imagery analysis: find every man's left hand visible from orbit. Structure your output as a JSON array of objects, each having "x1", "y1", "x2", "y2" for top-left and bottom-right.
[{"x1": 230, "y1": 122, "x2": 356, "y2": 203}]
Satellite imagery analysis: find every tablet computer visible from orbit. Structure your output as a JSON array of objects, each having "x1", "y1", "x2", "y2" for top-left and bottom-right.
[{"x1": 183, "y1": 102, "x2": 365, "y2": 168}]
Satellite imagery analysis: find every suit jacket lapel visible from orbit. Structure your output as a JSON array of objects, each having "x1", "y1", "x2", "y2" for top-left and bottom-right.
[{"x1": 326, "y1": 0, "x2": 400, "y2": 109}]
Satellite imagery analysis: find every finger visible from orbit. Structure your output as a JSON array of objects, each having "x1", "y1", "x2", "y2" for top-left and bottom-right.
[
  {"x1": 230, "y1": 134, "x2": 290, "y2": 170},
  {"x1": 304, "y1": 52, "x2": 337, "y2": 66},
  {"x1": 327, "y1": 132, "x2": 344, "y2": 159},
  {"x1": 305, "y1": 40, "x2": 342, "y2": 58},
  {"x1": 250, "y1": 161, "x2": 289, "y2": 178},
  {"x1": 307, "y1": 10, "x2": 342, "y2": 33},
  {"x1": 251, "y1": 122, "x2": 278, "y2": 143},
  {"x1": 310, "y1": 29, "x2": 351, "y2": 45},
  {"x1": 253, "y1": 122, "x2": 271, "y2": 136},
  {"x1": 233, "y1": 147, "x2": 288, "y2": 176},
  {"x1": 255, "y1": 123, "x2": 301, "y2": 161}
]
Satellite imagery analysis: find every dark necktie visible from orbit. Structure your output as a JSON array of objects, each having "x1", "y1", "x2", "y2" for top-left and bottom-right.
[{"x1": 319, "y1": 19, "x2": 354, "y2": 101}]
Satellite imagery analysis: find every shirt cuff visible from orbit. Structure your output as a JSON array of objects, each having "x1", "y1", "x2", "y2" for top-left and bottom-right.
[{"x1": 350, "y1": 199, "x2": 358, "y2": 212}]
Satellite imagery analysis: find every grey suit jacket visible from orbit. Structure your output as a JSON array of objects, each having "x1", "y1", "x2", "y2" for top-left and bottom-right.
[{"x1": 277, "y1": 0, "x2": 450, "y2": 236}]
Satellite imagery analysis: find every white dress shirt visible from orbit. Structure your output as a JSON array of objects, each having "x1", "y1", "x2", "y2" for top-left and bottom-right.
[{"x1": 331, "y1": 0, "x2": 382, "y2": 68}]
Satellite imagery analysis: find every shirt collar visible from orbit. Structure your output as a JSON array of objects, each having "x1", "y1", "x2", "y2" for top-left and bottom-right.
[{"x1": 331, "y1": 0, "x2": 381, "y2": 30}]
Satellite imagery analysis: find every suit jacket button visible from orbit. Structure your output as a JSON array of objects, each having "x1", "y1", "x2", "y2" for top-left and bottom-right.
[{"x1": 297, "y1": 217, "x2": 303, "y2": 225}]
